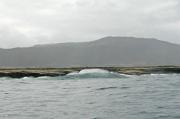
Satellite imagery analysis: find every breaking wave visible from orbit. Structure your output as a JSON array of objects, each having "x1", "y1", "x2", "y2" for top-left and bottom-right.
[
  {"x1": 65, "y1": 69, "x2": 128, "y2": 79},
  {"x1": 0, "y1": 69, "x2": 128, "y2": 80}
]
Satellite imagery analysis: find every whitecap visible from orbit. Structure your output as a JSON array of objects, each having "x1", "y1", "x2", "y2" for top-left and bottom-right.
[
  {"x1": 79, "y1": 69, "x2": 109, "y2": 74},
  {"x1": 65, "y1": 68, "x2": 127, "y2": 79}
]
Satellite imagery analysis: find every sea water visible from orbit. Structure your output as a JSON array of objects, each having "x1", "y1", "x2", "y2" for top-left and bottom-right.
[{"x1": 0, "y1": 69, "x2": 180, "y2": 119}]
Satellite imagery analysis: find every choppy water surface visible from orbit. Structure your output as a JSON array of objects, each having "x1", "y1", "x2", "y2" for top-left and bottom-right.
[{"x1": 0, "y1": 69, "x2": 180, "y2": 119}]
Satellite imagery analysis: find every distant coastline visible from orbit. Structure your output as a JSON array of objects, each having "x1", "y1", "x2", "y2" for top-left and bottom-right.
[
  {"x1": 0, "y1": 66, "x2": 180, "y2": 78},
  {"x1": 1, "y1": 37, "x2": 180, "y2": 67}
]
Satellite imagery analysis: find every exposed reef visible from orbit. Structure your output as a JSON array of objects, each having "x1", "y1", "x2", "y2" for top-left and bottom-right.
[{"x1": 0, "y1": 66, "x2": 180, "y2": 78}]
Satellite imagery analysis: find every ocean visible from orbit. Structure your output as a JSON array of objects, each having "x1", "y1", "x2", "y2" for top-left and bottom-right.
[{"x1": 0, "y1": 69, "x2": 180, "y2": 119}]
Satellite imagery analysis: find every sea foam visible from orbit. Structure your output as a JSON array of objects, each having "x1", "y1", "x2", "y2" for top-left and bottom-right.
[{"x1": 66, "y1": 68, "x2": 127, "y2": 79}]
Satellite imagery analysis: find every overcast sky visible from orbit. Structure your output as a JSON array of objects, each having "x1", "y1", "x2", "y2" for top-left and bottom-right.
[{"x1": 0, "y1": 0, "x2": 180, "y2": 48}]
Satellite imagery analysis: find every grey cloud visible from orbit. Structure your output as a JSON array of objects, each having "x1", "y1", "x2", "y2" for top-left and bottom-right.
[
  {"x1": 0, "y1": 26, "x2": 30, "y2": 48},
  {"x1": 0, "y1": 0, "x2": 179, "y2": 48}
]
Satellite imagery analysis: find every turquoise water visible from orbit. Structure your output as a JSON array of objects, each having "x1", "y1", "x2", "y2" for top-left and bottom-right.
[{"x1": 0, "y1": 70, "x2": 180, "y2": 119}]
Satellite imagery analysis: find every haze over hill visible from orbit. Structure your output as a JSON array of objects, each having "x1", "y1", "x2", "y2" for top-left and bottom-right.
[{"x1": 0, "y1": 36, "x2": 180, "y2": 67}]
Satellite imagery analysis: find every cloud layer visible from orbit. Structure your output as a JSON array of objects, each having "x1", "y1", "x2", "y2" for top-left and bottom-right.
[{"x1": 0, "y1": 0, "x2": 179, "y2": 48}]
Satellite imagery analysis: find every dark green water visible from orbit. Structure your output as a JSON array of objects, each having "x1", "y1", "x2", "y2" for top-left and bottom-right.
[{"x1": 0, "y1": 70, "x2": 180, "y2": 119}]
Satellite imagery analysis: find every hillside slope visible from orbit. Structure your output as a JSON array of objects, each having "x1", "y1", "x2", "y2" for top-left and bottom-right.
[{"x1": 0, "y1": 36, "x2": 180, "y2": 67}]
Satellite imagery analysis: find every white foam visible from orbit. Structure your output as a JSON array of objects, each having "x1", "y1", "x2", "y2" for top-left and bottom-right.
[
  {"x1": 66, "y1": 71, "x2": 79, "y2": 76},
  {"x1": 150, "y1": 74, "x2": 169, "y2": 76},
  {"x1": 66, "y1": 68, "x2": 128, "y2": 79},
  {"x1": 79, "y1": 69, "x2": 109, "y2": 74},
  {"x1": 22, "y1": 77, "x2": 31, "y2": 80}
]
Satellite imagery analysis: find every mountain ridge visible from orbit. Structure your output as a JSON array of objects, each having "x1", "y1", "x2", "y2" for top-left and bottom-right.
[
  {"x1": 1, "y1": 36, "x2": 180, "y2": 50},
  {"x1": 0, "y1": 36, "x2": 180, "y2": 67}
]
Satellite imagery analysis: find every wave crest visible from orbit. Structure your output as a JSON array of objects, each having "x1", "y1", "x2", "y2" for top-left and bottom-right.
[{"x1": 65, "y1": 69, "x2": 127, "y2": 79}]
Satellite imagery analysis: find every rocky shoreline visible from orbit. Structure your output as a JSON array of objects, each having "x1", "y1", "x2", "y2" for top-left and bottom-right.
[{"x1": 0, "y1": 66, "x2": 180, "y2": 78}]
